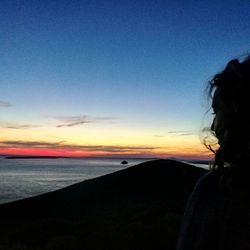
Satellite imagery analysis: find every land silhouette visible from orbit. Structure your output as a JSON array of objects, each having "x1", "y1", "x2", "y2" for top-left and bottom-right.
[{"x1": 0, "y1": 159, "x2": 207, "y2": 250}]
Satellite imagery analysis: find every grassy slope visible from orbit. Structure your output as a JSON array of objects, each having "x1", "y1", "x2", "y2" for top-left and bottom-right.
[{"x1": 0, "y1": 159, "x2": 207, "y2": 250}]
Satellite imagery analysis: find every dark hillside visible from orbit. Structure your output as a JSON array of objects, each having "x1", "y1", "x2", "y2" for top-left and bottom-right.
[{"x1": 0, "y1": 159, "x2": 207, "y2": 250}]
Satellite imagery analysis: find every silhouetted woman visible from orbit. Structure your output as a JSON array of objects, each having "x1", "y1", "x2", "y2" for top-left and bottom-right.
[{"x1": 177, "y1": 56, "x2": 250, "y2": 250}]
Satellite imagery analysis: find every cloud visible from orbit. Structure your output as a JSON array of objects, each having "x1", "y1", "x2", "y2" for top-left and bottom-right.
[
  {"x1": 54, "y1": 115, "x2": 114, "y2": 128},
  {"x1": 177, "y1": 132, "x2": 195, "y2": 136},
  {"x1": 168, "y1": 130, "x2": 195, "y2": 136},
  {"x1": 168, "y1": 130, "x2": 192, "y2": 134},
  {"x1": 0, "y1": 140, "x2": 65, "y2": 148},
  {"x1": 0, "y1": 140, "x2": 159, "y2": 153},
  {"x1": 55, "y1": 115, "x2": 92, "y2": 128},
  {"x1": 57, "y1": 120, "x2": 89, "y2": 128},
  {"x1": 0, "y1": 121, "x2": 40, "y2": 130},
  {"x1": 4, "y1": 124, "x2": 41, "y2": 129},
  {"x1": 153, "y1": 135, "x2": 165, "y2": 138},
  {"x1": 0, "y1": 101, "x2": 12, "y2": 108}
]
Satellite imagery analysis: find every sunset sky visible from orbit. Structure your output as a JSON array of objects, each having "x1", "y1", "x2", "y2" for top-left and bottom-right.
[{"x1": 1, "y1": 0, "x2": 250, "y2": 159}]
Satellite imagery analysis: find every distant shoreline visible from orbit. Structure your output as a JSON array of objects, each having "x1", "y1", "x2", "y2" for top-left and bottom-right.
[
  {"x1": 2, "y1": 155, "x2": 158, "y2": 160},
  {"x1": 2, "y1": 156, "x2": 210, "y2": 164},
  {"x1": 4, "y1": 156, "x2": 71, "y2": 159}
]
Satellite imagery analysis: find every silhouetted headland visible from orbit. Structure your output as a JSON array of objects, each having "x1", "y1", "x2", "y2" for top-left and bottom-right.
[{"x1": 0, "y1": 159, "x2": 207, "y2": 250}]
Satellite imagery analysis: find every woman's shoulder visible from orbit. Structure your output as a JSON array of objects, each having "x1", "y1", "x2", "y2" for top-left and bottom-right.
[
  {"x1": 177, "y1": 171, "x2": 227, "y2": 250},
  {"x1": 192, "y1": 171, "x2": 222, "y2": 196},
  {"x1": 194, "y1": 167, "x2": 250, "y2": 200},
  {"x1": 196, "y1": 170, "x2": 220, "y2": 185}
]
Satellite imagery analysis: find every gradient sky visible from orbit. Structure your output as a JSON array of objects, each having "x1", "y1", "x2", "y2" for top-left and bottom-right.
[{"x1": 1, "y1": 0, "x2": 250, "y2": 159}]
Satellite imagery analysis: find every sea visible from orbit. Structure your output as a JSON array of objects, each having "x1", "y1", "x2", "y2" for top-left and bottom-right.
[
  {"x1": 0, "y1": 157, "x2": 208, "y2": 205},
  {"x1": 0, "y1": 157, "x2": 151, "y2": 204}
]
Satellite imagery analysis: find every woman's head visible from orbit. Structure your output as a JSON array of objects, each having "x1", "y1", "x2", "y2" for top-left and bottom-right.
[{"x1": 207, "y1": 56, "x2": 250, "y2": 170}]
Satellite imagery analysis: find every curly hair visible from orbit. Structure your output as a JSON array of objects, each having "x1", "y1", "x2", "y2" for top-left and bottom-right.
[{"x1": 205, "y1": 56, "x2": 250, "y2": 170}]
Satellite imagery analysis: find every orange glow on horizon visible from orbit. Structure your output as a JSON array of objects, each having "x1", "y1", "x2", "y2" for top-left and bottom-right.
[{"x1": 0, "y1": 146, "x2": 213, "y2": 160}]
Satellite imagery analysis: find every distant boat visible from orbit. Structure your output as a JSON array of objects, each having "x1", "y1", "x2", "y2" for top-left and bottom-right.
[{"x1": 121, "y1": 160, "x2": 128, "y2": 165}]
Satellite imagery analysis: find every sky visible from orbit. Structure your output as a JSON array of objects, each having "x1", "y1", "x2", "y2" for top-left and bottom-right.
[{"x1": 0, "y1": 0, "x2": 250, "y2": 159}]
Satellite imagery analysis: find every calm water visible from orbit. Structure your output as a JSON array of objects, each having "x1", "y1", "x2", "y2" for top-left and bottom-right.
[{"x1": 0, "y1": 158, "x2": 149, "y2": 204}]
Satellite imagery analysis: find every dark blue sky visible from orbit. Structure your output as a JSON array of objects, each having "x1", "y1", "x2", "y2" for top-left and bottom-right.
[{"x1": 0, "y1": 0, "x2": 250, "y2": 158}]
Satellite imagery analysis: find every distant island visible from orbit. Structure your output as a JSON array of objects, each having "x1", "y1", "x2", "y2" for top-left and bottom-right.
[
  {"x1": 5, "y1": 156, "x2": 71, "y2": 159},
  {"x1": 121, "y1": 160, "x2": 128, "y2": 164}
]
